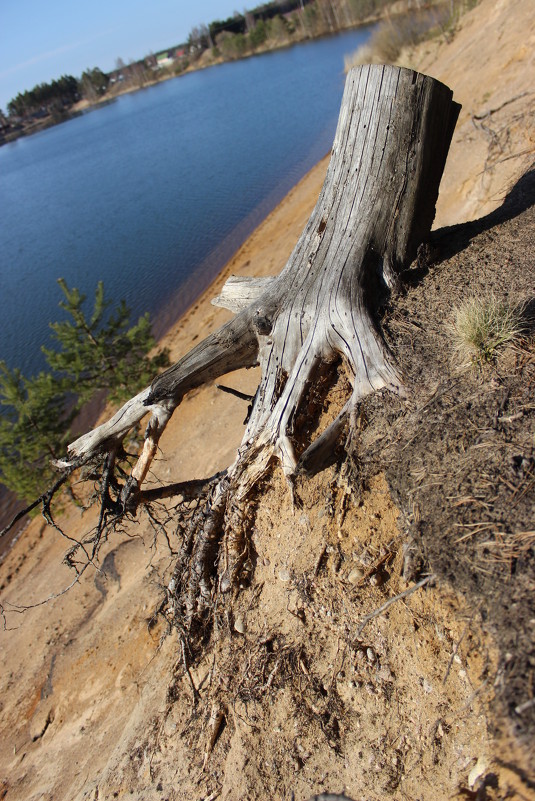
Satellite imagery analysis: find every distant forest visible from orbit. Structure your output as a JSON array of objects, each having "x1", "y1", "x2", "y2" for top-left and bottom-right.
[{"x1": 2, "y1": 0, "x2": 391, "y2": 127}]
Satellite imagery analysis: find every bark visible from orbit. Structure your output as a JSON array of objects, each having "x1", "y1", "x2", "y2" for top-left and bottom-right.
[{"x1": 60, "y1": 65, "x2": 460, "y2": 617}]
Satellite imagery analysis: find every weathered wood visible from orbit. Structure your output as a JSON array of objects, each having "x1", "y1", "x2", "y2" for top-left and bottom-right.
[
  {"x1": 232, "y1": 63, "x2": 460, "y2": 475},
  {"x1": 60, "y1": 65, "x2": 459, "y2": 609},
  {"x1": 66, "y1": 313, "x2": 259, "y2": 461},
  {"x1": 211, "y1": 275, "x2": 274, "y2": 313}
]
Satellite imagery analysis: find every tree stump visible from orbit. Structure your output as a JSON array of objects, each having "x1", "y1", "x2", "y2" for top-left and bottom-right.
[{"x1": 61, "y1": 65, "x2": 460, "y2": 622}]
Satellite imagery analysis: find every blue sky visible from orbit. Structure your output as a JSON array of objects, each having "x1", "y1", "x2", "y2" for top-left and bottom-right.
[{"x1": 0, "y1": 0, "x2": 243, "y2": 111}]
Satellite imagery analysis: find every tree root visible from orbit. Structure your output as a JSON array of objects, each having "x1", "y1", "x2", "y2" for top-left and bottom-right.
[{"x1": 12, "y1": 66, "x2": 459, "y2": 641}]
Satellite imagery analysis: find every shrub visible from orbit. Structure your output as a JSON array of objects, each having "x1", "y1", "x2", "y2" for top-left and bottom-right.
[
  {"x1": 266, "y1": 15, "x2": 290, "y2": 44},
  {"x1": 345, "y1": 1, "x2": 458, "y2": 69},
  {"x1": 215, "y1": 31, "x2": 248, "y2": 60},
  {"x1": 451, "y1": 295, "x2": 525, "y2": 366}
]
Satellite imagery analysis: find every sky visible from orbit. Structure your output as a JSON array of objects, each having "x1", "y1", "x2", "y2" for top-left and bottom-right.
[{"x1": 0, "y1": 0, "x2": 243, "y2": 111}]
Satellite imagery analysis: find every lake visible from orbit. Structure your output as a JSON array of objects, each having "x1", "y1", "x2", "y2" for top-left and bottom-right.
[{"x1": 0, "y1": 27, "x2": 373, "y2": 377}]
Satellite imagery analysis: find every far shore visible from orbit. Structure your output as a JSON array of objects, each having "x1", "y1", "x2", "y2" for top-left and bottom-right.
[{"x1": 1, "y1": 15, "x2": 385, "y2": 145}]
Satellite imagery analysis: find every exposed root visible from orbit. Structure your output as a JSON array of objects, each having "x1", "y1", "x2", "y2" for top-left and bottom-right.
[
  {"x1": 23, "y1": 66, "x2": 459, "y2": 644},
  {"x1": 183, "y1": 480, "x2": 230, "y2": 627},
  {"x1": 354, "y1": 573, "x2": 436, "y2": 638}
]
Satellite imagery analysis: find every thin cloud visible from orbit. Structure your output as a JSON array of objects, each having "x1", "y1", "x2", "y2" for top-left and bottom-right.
[{"x1": 0, "y1": 29, "x2": 118, "y2": 80}]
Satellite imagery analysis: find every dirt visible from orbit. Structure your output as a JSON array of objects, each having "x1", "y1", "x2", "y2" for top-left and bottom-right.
[
  {"x1": 369, "y1": 168, "x2": 535, "y2": 759},
  {"x1": 1, "y1": 0, "x2": 534, "y2": 798},
  {"x1": 402, "y1": 0, "x2": 535, "y2": 228}
]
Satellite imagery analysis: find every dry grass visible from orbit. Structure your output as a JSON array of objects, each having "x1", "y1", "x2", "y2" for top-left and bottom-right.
[
  {"x1": 345, "y1": 4, "x2": 452, "y2": 70},
  {"x1": 344, "y1": 0, "x2": 481, "y2": 71},
  {"x1": 482, "y1": 529, "x2": 535, "y2": 565},
  {"x1": 451, "y1": 295, "x2": 525, "y2": 366}
]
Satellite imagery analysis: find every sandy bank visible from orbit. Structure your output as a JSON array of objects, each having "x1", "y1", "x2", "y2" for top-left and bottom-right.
[{"x1": 1, "y1": 1, "x2": 534, "y2": 795}]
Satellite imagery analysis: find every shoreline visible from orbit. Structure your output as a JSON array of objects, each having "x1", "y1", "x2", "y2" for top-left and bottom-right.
[
  {"x1": 3, "y1": 0, "x2": 533, "y2": 546},
  {"x1": 0, "y1": 154, "x2": 330, "y2": 555},
  {"x1": 155, "y1": 155, "x2": 329, "y2": 363},
  {"x1": 1, "y1": 21, "x2": 379, "y2": 146},
  {"x1": 151, "y1": 157, "x2": 330, "y2": 344}
]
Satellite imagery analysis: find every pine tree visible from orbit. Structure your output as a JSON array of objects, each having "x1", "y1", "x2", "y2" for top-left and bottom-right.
[{"x1": 0, "y1": 279, "x2": 169, "y2": 503}]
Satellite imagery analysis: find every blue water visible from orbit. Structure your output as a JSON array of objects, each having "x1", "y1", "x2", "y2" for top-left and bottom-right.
[{"x1": 0, "y1": 28, "x2": 372, "y2": 377}]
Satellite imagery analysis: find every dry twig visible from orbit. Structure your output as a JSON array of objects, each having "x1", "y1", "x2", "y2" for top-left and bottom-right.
[{"x1": 354, "y1": 574, "x2": 435, "y2": 638}]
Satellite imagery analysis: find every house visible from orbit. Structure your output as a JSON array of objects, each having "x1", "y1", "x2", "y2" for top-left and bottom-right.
[{"x1": 156, "y1": 52, "x2": 174, "y2": 68}]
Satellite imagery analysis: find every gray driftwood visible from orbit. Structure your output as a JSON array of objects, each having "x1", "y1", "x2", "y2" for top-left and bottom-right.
[{"x1": 61, "y1": 65, "x2": 460, "y2": 620}]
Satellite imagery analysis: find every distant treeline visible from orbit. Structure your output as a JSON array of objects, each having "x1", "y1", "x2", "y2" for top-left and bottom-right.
[
  {"x1": 192, "y1": 0, "x2": 392, "y2": 61},
  {"x1": 3, "y1": 0, "x2": 391, "y2": 123},
  {"x1": 208, "y1": 0, "x2": 317, "y2": 39},
  {"x1": 6, "y1": 68, "x2": 109, "y2": 119},
  {"x1": 7, "y1": 75, "x2": 80, "y2": 118}
]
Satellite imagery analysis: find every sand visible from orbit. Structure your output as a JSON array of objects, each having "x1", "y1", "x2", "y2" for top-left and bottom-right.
[{"x1": 1, "y1": 0, "x2": 534, "y2": 797}]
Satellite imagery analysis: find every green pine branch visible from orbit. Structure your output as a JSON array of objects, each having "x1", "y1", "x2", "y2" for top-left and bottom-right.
[{"x1": 0, "y1": 279, "x2": 170, "y2": 503}]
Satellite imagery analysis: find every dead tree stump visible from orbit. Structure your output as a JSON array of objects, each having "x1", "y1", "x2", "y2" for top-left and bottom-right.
[{"x1": 61, "y1": 65, "x2": 460, "y2": 622}]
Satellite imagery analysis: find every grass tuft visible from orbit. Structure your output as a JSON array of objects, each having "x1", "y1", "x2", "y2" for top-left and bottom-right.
[{"x1": 451, "y1": 295, "x2": 525, "y2": 366}]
